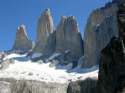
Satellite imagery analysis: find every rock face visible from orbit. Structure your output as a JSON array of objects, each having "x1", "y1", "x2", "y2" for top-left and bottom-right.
[
  {"x1": 97, "y1": 37, "x2": 125, "y2": 93},
  {"x1": 56, "y1": 16, "x2": 84, "y2": 63},
  {"x1": 0, "y1": 78, "x2": 68, "y2": 93},
  {"x1": 0, "y1": 81, "x2": 11, "y2": 93},
  {"x1": 97, "y1": 2, "x2": 125, "y2": 92},
  {"x1": 34, "y1": 8, "x2": 54, "y2": 53},
  {"x1": 12, "y1": 25, "x2": 32, "y2": 52},
  {"x1": 67, "y1": 78, "x2": 97, "y2": 93},
  {"x1": 83, "y1": 3, "x2": 119, "y2": 67},
  {"x1": 0, "y1": 78, "x2": 98, "y2": 93},
  {"x1": 113, "y1": 0, "x2": 125, "y2": 4}
]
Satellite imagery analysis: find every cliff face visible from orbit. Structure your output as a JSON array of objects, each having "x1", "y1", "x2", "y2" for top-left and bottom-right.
[
  {"x1": 34, "y1": 8, "x2": 54, "y2": 53},
  {"x1": 56, "y1": 16, "x2": 84, "y2": 63},
  {"x1": 0, "y1": 78, "x2": 68, "y2": 93},
  {"x1": 97, "y1": 2, "x2": 125, "y2": 92},
  {"x1": 12, "y1": 25, "x2": 32, "y2": 52},
  {"x1": 83, "y1": 3, "x2": 119, "y2": 67},
  {"x1": 97, "y1": 37, "x2": 125, "y2": 93},
  {"x1": 67, "y1": 78, "x2": 97, "y2": 93}
]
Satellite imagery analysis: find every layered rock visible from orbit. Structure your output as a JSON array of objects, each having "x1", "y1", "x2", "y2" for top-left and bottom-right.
[
  {"x1": 12, "y1": 25, "x2": 32, "y2": 52},
  {"x1": 34, "y1": 8, "x2": 55, "y2": 53},
  {"x1": 56, "y1": 16, "x2": 84, "y2": 63},
  {"x1": 83, "y1": 3, "x2": 119, "y2": 67}
]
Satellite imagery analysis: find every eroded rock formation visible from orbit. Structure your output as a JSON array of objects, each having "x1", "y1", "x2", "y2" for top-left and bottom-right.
[
  {"x1": 34, "y1": 8, "x2": 55, "y2": 53},
  {"x1": 98, "y1": 2, "x2": 125, "y2": 92},
  {"x1": 12, "y1": 25, "x2": 32, "y2": 52},
  {"x1": 83, "y1": 2, "x2": 119, "y2": 67},
  {"x1": 56, "y1": 16, "x2": 84, "y2": 63}
]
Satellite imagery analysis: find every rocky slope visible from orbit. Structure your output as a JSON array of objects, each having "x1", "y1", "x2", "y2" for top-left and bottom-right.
[{"x1": 12, "y1": 25, "x2": 32, "y2": 52}]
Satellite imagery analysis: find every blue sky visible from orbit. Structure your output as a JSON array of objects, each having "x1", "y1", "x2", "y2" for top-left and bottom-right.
[{"x1": 0, "y1": 0, "x2": 111, "y2": 51}]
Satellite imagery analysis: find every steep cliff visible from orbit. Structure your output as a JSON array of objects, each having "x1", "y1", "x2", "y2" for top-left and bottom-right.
[
  {"x1": 97, "y1": 37, "x2": 125, "y2": 93},
  {"x1": 12, "y1": 25, "x2": 32, "y2": 52},
  {"x1": 0, "y1": 78, "x2": 68, "y2": 93},
  {"x1": 34, "y1": 8, "x2": 55, "y2": 53},
  {"x1": 56, "y1": 16, "x2": 84, "y2": 64},
  {"x1": 83, "y1": 3, "x2": 119, "y2": 67}
]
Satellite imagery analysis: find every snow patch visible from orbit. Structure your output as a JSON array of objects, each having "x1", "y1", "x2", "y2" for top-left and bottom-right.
[
  {"x1": 3, "y1": 53, "x2": 27, "y2": 61},
  {"x1": 0, "y1": 53, "x2": 98, "y2": 84},
  {"x1": 31, "y1": 53, "x2": 42, "y2": 59}
]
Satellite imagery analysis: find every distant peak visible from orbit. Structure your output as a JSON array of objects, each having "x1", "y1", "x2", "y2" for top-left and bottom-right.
[
  {"x1": 17, "y1": 24, "x2": 26, "y2": 30},
  {"x1": 43, "y1": 8, "x2": 51, "y2": 16}
]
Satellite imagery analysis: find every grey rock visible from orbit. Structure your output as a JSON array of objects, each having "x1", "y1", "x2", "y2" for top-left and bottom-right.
[
  {"x1": 34, "y1": 8, "x2": 54, "y2": 53},
  {"x1": 0, "y1": 77, "x2": 97, "y2": 93},
  {"x1": 83, "y1": 3, "x2": 119, "y2": 67},
  {"x1": 0, "y1": 81, "x2": 11, "y2": 93},
  {"x1": 0, "y1": 78, "x2": 68, "y2": 93},
  {"x1": 12, "y1": 25, "x2": 32, "y2": 52},
  {"x1": 56, "y1": 16, "x2": 84, "y2": 63},
  {"x1": 67, "y1": 78, "x2": 97, "y2": 93}
]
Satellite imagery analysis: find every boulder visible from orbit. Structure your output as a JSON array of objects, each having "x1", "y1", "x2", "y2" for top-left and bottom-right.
[{"x1": 12, "y1": 25, "x2": 32, "y2": 52}]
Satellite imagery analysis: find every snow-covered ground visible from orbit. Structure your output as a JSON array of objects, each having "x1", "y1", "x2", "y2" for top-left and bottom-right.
[{"x1": 0, "y1": 53, "x2": 98, "y2": 84}]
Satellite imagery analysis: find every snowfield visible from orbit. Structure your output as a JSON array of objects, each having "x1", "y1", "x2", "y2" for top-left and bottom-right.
[{"x1": 0, "y1": 53, "x2": 98, "y2": 84}]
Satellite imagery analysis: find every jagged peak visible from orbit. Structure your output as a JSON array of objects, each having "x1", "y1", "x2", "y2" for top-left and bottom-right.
[
  {"x1": 65, "y1": 16, "x2": 79, "y2": 32},
  {"x1": 16, "y1": 24, "x2": 28, "y2": 38},
  {"x1": 41, "y1": 8, "x2": 51, "y2": 17}
]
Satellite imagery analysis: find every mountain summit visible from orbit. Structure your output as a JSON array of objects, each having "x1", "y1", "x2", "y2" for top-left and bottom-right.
[{"x1": 12, "y1": 25, "x2": 32, "y2": 52}]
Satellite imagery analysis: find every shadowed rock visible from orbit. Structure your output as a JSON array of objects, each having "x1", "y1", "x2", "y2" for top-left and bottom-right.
[
  {"x1": 12, "y1": 25, "x2": 32, "y2": 52},
  {"x1": 97, "y1": 37, "x2": 125, "y2": 93},
  {"x1": 67, "y1": 78, "x2": 97, "y2": 93}
]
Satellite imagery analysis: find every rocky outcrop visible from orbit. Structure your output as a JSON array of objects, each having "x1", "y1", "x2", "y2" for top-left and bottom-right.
[
  {"x1": 0, "y1": 78, "x2": 98, "y2": 93},
  {"x1": 83, "y1": 3, "x2": 119, "y2": 67},
  {"x1": 0, "y1": 81, "x2": 11, "y2": 93},
  {"x1": 97, "y1": 37, "x2": 125, "y2": 93},
  {"x1": 67, "y1": 78, "x2": 97, "y2": 93},
  {"x1": 113, "y1": 0, "x2": 125, "y2": 4},
  {"x1": 56, "y1": 16, "x2": 84, "y2": 63},
  {"x1": 34, "y1": 8, "x2": 55, "y2": 53},
  {"x1": 0, "y1": 78, "x2": 68, "y2": 93},
  {"x1": 12, "y1": 25, "x2": 32, "y2": 52}
]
